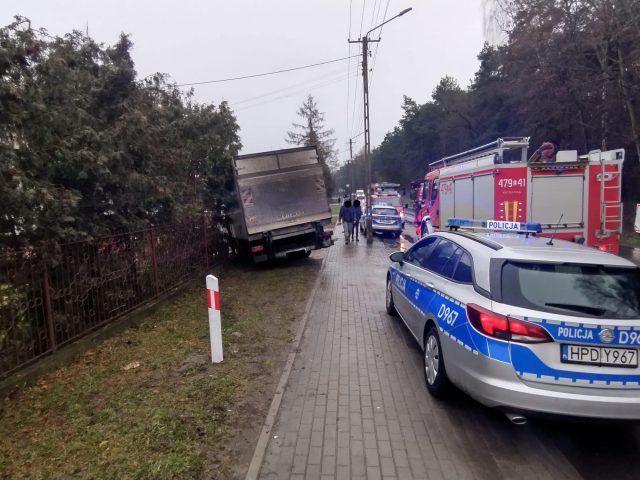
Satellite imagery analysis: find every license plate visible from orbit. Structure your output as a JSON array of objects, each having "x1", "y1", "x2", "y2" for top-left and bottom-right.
[{"x1": 561, "y1": 344, "x2": 638, "y2": 368}]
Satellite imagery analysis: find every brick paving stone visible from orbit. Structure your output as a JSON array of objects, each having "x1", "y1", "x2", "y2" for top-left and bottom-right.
[{"x1": 257, "y1": 228, "x2": 582, "y2": 480}]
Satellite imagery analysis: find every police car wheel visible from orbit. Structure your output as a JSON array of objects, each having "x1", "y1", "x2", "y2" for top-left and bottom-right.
[
  {"x1": 385, "y1": 277, "x2": 398, "y2": 316},
  {"x1": 424, "y1": 326, "x2": 451, "y2": 398}
]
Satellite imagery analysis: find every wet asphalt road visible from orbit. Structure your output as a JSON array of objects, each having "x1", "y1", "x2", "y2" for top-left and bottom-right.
[
  {"x1": 370, "y1": 223, "x2": 640, "y2": 480},
  {"x1": 620, "y1": 245, "x2": 640, "y2": 266}
]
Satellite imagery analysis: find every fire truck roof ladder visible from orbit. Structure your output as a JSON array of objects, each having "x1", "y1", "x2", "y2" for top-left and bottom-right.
[
  {"x1": 429, "y1": 137, "x2": 530, "y2": 168},
  {"x1": 593, "y1": 149, "x2": 624, "y2": 238}
]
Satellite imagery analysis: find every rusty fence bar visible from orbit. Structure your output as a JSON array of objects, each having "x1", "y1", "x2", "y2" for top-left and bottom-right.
[{"x1": 0, "y1": 217, "x2": 231, "y2": 379}]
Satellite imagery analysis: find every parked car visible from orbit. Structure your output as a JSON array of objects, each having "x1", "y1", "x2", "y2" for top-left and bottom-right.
[
  {"x1": 386, "y1": 218, "x2": 640, "y2": 422},
  {"x1": 361, "y1": 206, "x2": 403, "y2": 238}
]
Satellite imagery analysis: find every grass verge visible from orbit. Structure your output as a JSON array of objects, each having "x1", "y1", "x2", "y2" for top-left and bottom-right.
[
  {"x1": 330, "y1": 203, "x2": 340, "y2": 225},
  {"x1": 0, "y1": 255, "x2": 322, "y2": 480}
]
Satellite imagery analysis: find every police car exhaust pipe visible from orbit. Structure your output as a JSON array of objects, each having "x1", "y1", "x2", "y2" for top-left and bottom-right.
[{"x1": 504, "y1": 412, "x2": 528, "y2": 425}]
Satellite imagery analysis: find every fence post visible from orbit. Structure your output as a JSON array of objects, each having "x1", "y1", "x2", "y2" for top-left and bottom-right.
[
  {"x1": 203, "y1": 214, "x2": 209, "y2": 270},
  {"x1": 206, "y1": 274, "x2": 223, "y2": 363},
  {"x1": 42, "y1": 267, "x2": 56, "y2": 353},
  {"x1": 149, "y1": 228, "x2": 160, "y2": 296}
]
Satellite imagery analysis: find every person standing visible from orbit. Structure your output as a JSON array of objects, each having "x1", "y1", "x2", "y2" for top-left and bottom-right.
[
  {"x1": 338, "y1": 199, "x2": 355, "y2": 244},
  {"x1": 352, "y1": 199, "x2": 362, "y2": 242}
]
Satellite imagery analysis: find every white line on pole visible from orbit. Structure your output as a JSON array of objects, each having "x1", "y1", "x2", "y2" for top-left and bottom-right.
[{"x1": 206, "y1": 274, "x2": 223, "y2": 363}]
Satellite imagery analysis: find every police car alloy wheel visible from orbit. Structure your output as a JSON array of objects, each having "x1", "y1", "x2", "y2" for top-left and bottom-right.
[
  {"x1": 385, "y1": 277, "x2": 398, "y2": 316},
  {"x1": 424, "y1": 326, "x2": 450, "y2": 398}
]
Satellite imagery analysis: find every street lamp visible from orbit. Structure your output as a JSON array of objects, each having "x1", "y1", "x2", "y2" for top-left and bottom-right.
[{"x1": 349, "y1": 7, "x2": 413, "y2": 243}]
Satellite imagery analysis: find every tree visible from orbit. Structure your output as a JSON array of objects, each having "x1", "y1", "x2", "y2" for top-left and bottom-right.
[
  {"x1": 285, "y1": 95, "x2": 336, "y2": 195},
  {"x1": 0, "y1": 17, "x2": 242, "y2": 252}
]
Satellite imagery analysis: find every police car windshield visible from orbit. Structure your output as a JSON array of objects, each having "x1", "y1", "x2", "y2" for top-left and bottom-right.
[
  {"x1": 501, "y1": 262, "x2": 640, "y2": 319},
  {"x1": 372, "y1": 197, "x2": 401, "y2": 207}
]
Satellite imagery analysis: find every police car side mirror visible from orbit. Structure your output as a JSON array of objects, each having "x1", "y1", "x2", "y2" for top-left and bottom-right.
[{"x1": 389, "y1": 251, "x2": 405, "y2": 264}]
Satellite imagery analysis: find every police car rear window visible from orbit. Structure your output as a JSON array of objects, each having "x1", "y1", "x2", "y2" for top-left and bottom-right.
[
  {"x1": 501, "y1": 262, "x2": 640, "y2": 319},
  {"x1": 373, "y1": 208, "x2": 398, "y2": 216}
]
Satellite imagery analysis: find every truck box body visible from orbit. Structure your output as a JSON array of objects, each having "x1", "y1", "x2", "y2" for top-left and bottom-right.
[{"x1": 231, "y1": 146, "x2": 332, "y2": 261}]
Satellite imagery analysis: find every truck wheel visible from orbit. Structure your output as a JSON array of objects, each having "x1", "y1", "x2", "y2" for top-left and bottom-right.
[
  {"x1": 424, "y1": 325, "x2": 452, "y2": 399},
  {"x1": 385, "y1": 276, "x2": 398, "y2": 316}
]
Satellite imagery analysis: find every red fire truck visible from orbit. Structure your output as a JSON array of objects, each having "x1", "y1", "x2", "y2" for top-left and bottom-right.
[{"x1": 414, "y1": 137, "x2": 625, "y2": 254}]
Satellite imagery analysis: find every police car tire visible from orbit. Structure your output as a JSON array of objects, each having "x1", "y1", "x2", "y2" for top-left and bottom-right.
[
  {"x1": 385, "y1": 277, "x2": 398, "y2": 316},
  {"x1": 424, "y1": 325, "x2": 451, "y2": 399}
]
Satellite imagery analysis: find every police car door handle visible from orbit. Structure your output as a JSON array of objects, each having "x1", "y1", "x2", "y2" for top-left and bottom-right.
[{"x1": 425, "y1": 282, "x2": 435, "y2": 289}]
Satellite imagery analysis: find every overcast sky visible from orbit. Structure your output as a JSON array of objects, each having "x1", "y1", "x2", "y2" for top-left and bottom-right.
[{"x1": 3, "y1": 1, "x2": 486, "y2": 163}]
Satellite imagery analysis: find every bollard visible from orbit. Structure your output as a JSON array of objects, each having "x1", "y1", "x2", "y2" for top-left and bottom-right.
[
  {"x1": 425, "y1": 216, "x2": 435, "y2": 235},
  {"x1": 206, "y1": 274, "x2": 223, "y2": 363},
  {"x1": 421, "y1": 216, "x2": 435, "y2": 237}
]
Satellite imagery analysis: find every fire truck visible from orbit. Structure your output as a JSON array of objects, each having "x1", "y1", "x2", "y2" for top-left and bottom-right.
[{"x1": 414, "y1": 137, "x2": 625, "y2": 254}]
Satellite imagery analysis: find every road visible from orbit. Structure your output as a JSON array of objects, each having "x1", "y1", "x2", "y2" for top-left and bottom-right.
[
  {"x1": 256, "y1": 223, "x2": 640, "y2": 480},
  {"x1": 620, "y1": 245, "x2": 640, "y2": 266}
]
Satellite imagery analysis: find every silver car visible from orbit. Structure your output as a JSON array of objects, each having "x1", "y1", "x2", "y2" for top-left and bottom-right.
[{"x1": 386, "y1": 227, "x2": 640, "y2": 421}]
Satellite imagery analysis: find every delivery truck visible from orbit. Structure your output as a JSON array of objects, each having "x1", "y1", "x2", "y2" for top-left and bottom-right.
[{"x1": 230, "y1": 146, "x2": 333, "y2": 262}]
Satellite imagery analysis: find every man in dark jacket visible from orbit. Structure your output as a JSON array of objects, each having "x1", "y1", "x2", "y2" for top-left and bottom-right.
[
  {"x1": 338, "y1": 199, "x2": 355, "y2": 245},
  {"x1": 352, "y1": 199, "x2": 363, "y2": 242}
]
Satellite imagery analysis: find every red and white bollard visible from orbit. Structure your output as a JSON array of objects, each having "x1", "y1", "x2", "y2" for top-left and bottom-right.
[{"x1": 206, "y1": 274, "x2": 223, "y2": 363}]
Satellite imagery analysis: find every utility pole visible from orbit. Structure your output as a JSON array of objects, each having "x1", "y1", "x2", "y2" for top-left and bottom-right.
[
  {"x1": 348, "y1": 7, "x2": 412, "y2": 244},
  {"x1": 350, "y1": 35, "x2": 379, "y2": 243},
  {"x1": 349, "y1": 138, "x2": 355, "y2": 197}
]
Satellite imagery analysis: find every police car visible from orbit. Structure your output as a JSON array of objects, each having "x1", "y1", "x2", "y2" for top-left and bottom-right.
[
  {"x1": 361, "y1": 206, "x2": 403, "y2": 238},
  {"x1": 386, "y1": 218, "x2": 640, "y2": 421}
]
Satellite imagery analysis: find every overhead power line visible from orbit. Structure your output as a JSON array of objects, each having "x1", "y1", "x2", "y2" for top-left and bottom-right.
[
  {"x1": 176, "y1": 55, "x2": 359, "y2": 87},
  {"x1": 234, "y1": 69, "x2": 358, "y2": 112}
]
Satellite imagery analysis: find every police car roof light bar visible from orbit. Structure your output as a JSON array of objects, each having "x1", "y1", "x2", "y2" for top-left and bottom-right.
[{"x1": 447, "y1": 218, "x2": 542, "y2": 234}]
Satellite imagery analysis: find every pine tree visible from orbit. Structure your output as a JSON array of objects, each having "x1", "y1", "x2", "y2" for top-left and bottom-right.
[{"x1": 285, "y1": 95, "x2": 336, "y2": 195}]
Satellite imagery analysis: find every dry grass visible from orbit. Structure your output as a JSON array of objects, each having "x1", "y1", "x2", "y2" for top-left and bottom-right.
[{"x1": 0, "y1": 256, "x2": 322, "y2": 479}]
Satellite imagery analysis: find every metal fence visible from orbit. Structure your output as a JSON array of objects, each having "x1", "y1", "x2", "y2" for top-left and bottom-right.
[{"x1": 0, "y1": 217, "x2": 231, "y2": 379}]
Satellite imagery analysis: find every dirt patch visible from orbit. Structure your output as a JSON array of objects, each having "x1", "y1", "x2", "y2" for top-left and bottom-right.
[{"x1": 0, "y1": 253, "x2": 323, "y2": 480}]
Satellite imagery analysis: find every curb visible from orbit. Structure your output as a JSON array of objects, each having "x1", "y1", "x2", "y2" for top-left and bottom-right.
[{"x1": 244, "y1": 249, "x2": 329, "y2": 480}]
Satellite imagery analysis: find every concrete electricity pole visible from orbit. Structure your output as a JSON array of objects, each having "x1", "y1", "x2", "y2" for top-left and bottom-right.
[
  {"x1": 349, "y1": 7, "x2": 412, "y2": 244},
  {"x1": 349, "y1": 138, "x2": 355, "y2": 197}
]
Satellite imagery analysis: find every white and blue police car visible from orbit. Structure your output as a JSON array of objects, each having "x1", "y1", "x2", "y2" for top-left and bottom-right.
[
  {"x1": 386, "y1": 218, "x2": 640, "y2": 421},
  {"x1": 361, "y1": 206, "x2": 403, "y2": 238}
]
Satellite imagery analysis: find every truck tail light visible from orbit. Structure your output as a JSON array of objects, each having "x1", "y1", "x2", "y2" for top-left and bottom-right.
[
  {"x1": 466, "y1": 304, "x2": 552, "y2": 344},
  {"x1": 251, "y1": 244, "x2": 264, "y2": 253},
  {"x1": 323, "y1": 230, "x2": 333, "y2": 237}
]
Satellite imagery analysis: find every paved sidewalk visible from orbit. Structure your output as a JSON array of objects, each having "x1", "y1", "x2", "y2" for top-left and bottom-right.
[{"x1": 256, "y1": 229, "x2": 581, "y2": 480}]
